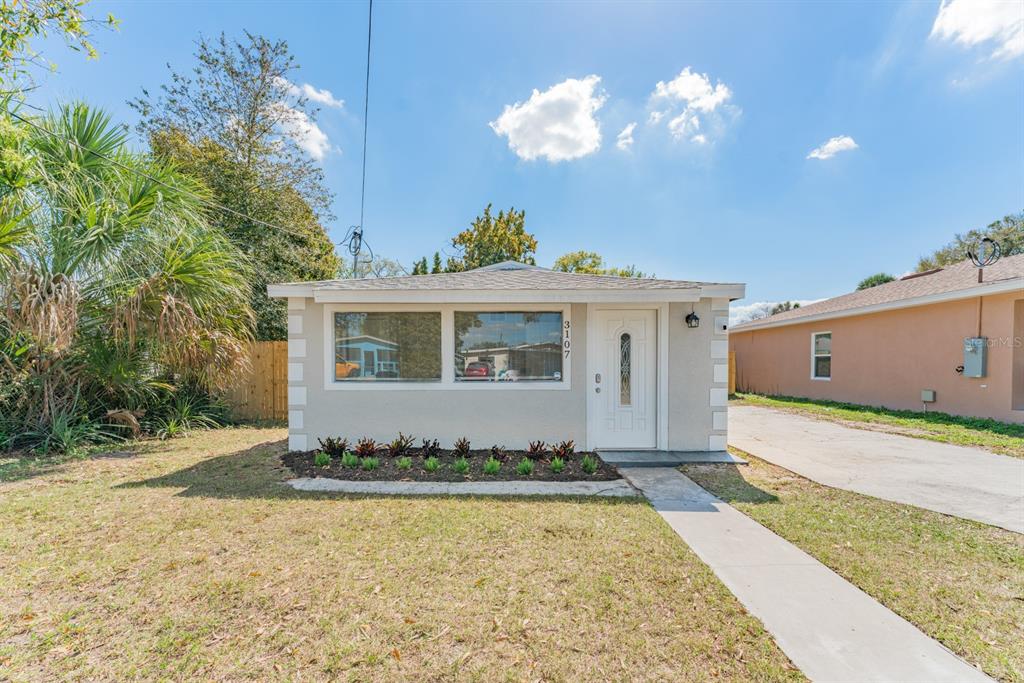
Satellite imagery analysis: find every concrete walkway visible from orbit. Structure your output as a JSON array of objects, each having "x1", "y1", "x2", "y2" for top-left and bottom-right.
[
  {"x1": 621, "y1": 467, "x2": 990, "y2": 683},
  {"x1": 730, "y1": 405, "x2": 1024, "y2": 533},
  {"x1": 288, "y1": 477, "x2": 639, "y2": 497}
]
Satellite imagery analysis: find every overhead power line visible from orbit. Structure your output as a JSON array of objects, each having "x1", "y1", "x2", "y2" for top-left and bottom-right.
[{"x1": 346, "y1": 0, "x2": 374, "y2": 277}]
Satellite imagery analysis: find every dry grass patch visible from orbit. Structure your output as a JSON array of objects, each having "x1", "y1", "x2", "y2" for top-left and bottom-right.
[
  {"x1": 0, "y1": 428, "x2": 801, "y2": 681},
  {"x1": 683, "y1": 452, "x2": 1024, "y2": 682}
]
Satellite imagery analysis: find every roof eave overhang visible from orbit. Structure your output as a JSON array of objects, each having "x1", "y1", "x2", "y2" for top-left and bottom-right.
[
  {"x1": 267, "y1": 283, "x2": 745, "y2": 303},
  {"x1": 731, "y1": 278, "x2": 1024, "y2": 333}
]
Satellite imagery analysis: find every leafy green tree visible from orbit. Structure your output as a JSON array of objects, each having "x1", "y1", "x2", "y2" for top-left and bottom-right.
[
  {"x1": 413, "y1": 206, "x2": 537, "y2": 273},
  {"x1": 857, "y1": 273, "x2": 895, "y2": 290},
  {"x1": 0, "y1": 0, "x2": 118, "y2": 93},
  {"x1": 553, "y1": 250, "x2": 648, "y2": 278},
  {"x1": 338, "y1": 254, "x2": 406, "y2": 279},
  {"x1": 770, "y1": 301, "x2": 801, "y2": 315},
  {"x1": 0, "y1": 103, "x2": 251, "y2": 437},
  {"x1": 448, "y1": 205, "x2": 536, "y2": 270},
  {"x1": 131, "y1": 32, "x2": 339, "y2": 339},
  {"x1": 917, "y1": 212, "x2": 1023, "y2": 271}
]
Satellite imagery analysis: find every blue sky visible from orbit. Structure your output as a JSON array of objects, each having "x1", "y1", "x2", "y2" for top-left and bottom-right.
[{"x1": 29, "y1": 1, "x2": 1024, "y2": 313}]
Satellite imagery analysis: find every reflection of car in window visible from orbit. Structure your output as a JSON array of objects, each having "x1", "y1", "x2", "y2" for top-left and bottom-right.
[
  {"x1": 335, "y1": 360, "x2": 361, "y2": 378},
  {"x1": 464, "y1": 361, "x2": 493, "y2": 379}
]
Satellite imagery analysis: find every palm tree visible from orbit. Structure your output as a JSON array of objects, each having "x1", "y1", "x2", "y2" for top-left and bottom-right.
[{"x1": 0, "y1": 101, "x2": 253, "y2": 436}]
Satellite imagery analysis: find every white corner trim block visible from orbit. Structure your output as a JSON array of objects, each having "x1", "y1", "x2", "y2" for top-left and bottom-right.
[
  {"x1": 287, "y1": 297, "x2": 306, "y2": 311},
  {"x1": 288, "y1": 410, "x2": 304, "y2": 430},
  {"x1": 288, "y1": 434, "x2": 307, "y2": 452},
  {"x1": 288, "y1": 362, "x2": 304, "y2": 383},
  {"x1": 710, "y1": 387, "x2": 728, "y2": 407},
  {"x1": 713, "y1": 363, "x2": 729, "y2": 384},
  {"x1": 709, "y1": 434, "x2": 727, "y2": 451},
  {"x1": 712, "y1": 411, "x2": 727, "y2": 431},
  {"x1": 287, "y1": 338, "x2": 306, "y2": 359},
  {"x1": 710, "y1": 340, "x2": 729, "y2": 359},
  {"x1": 287, "y1": 315, "x2": 303, "y2": 335},
  {"x1": 288, "y1": 386, "x2": 307, "y2": 407}
]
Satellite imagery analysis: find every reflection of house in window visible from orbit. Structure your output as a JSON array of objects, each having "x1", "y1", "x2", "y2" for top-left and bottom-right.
[{"x1": 335, "y1": 335, "x2": 400, "y2": 379}]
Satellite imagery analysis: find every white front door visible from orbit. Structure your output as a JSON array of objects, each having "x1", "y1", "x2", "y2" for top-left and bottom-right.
[{"x1": 590, "y1": 309, "x2": 657, "y2": 449}]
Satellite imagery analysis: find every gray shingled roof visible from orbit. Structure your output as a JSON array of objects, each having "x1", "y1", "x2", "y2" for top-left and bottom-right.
[
  {"x1": 733, "y1": 253, "x2": 1024, "y2": 331},
  {"x1": 275, "y1": 261, "x2": 737, "y2": 291}
]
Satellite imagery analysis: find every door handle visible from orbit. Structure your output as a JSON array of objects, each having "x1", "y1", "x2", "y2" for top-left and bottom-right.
[{"x1": 595, "y1": 373, "x2": 601, "y2": 383}]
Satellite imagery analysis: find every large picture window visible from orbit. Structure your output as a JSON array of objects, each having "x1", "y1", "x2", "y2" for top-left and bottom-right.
[
  {"x1": 812, "y1": 332, "x2": 831, "y2": 380},
  {"x1": 334, "y1": 312, "x2": 441, "y2": 382},
  {"x1": 455, "y1": 311, "x2": 563, "y2": 382}
]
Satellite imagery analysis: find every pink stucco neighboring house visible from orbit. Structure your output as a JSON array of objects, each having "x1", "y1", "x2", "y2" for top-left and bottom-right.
[{"x1": 730, "y1": 254, "x2": 1024, "y2": 423}]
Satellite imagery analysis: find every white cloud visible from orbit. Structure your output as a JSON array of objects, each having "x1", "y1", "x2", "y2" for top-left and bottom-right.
[
  {"x1": 654, "y1": 67, "x2": 733, "y2": 112},
  {"x1": 274, "y1": 103, "x2": 332, "y2": 160},
  {"x1": 275, "y1": 77, "x2": 345, "y2": 108},
  {"x1": 730, "y1": 300, "x2": 823, "y2": 325},
  {"x1": 807, "y1": 135, "x2": 858, "y2": 160},
  {"x1": 931, "y1": 0, "x2": 1024, "y2": 60},
  {"x1": 616, "y1": 122, "x2": 637, "y2": 150},
  {"x1": 489, "y1": 75, "x2": 607, "y2": 162},
  {"x1": 648, "y1": 67, "x2": 737, "y2": 143}
]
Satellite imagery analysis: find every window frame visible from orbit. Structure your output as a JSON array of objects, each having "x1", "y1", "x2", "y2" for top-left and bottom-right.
[
  {"x1": 322, "y1": 303, "x2": 571, "y2": 391},
  {"x1": 811, "y1": 331, "x2": 832, "y2": 381}
]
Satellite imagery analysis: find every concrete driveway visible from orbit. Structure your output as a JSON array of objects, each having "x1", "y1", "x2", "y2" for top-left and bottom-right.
[{"x1": 729, "y1": 405, "x2": 1024, "y2": 533}]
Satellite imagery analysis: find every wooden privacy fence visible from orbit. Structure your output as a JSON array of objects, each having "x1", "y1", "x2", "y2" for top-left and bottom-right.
[
  {"x1": 728, "y1": 351, "x2": 736, "y2": 395},
  {"x1": 223, "y1": 341, "x2": 288, "y2": 421}
]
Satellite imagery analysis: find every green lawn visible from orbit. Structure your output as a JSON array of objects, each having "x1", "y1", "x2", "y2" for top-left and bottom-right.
[
  {"x1": 732, "y1": 392, "x2": 1024, "y2": 458},
  {"x1": 683, "y1": 452, "x2": 1024, "y2": 682},
  {"x1": 0, "y1": 428, "x2": 801, "y2": 681}
]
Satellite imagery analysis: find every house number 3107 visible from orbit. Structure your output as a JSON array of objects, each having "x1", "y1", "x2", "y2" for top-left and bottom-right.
[{"x1": 563, "y1": 320, "x2": 571, "y2": 358}]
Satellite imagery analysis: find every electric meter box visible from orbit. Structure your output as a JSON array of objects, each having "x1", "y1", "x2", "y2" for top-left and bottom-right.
[{"x1": 963, "y1": 337, "x2": 987, "y2": 378}]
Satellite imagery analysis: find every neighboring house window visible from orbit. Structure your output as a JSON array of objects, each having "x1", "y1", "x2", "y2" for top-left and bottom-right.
[
  {"x1": 812, "y1": 332, "x2": 832, "y2": 380},
  {"x1": 454, "y1": 311, "x2": 563, "y2": 382},
  {"x1": 334, "y1": 312, "x2": 441, "y2": 381}
]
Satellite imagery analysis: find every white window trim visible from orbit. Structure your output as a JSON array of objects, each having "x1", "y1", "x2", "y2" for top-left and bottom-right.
[
  {"x1": 811, "y1": 331, "x2": 832, "y2": 381},
  {"x1": 322, "y1": 302, "x2": 571, "y2": 391}
]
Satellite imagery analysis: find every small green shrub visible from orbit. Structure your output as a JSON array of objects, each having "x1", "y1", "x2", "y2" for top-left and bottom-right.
[
  {"x1": 314, "y1": 451, "x2": 331, "y2": 467},
  {"x1": 552, "y1": 440, "x2": 575, "y2": 458},
  {"x1": 360, "y1": 456, "x2": 379, "y2": 471},
  {"x1": 354, "y1": 437, "x2": 377, "y2": 457},
  {"x1": 424, "y1": 456, "x2": 440, "y2": 472},
  {"x1": 341, "y1": 451, "x2": 360, "y2": 468},
  {"x1": 452, "y1": 457, "x2": 470, "y2": 474},
  {"x1": 581, "y1": 454, "x2": 597, "y2": 475},
  {"x1": 483, "y1": 456, "x2": 501, "y2": 475},
  {"x1": 421, "y1": 438, "x2": 440, "y2": 456},
  {"x1": 526, "y1": 440, "x2": 547, "y2": 459},
  {"x1": 454, "y1": 437, "x2": 471, "y2": 456},
  {"x1": 516, "y1": 458, "x2": 534, "y2": 476},
  {"x1": 387, "y1": 432, "x2": 415, "y2": 457},
  {"x1": 318, "y1": 437, "x2": 349, "y2": 458},
  {"x1": 396, "y1": 456, "x2": 412, "y2": 470},
  {"x1": 550, "y1": 456, "x2": 565, "y2": 474}
]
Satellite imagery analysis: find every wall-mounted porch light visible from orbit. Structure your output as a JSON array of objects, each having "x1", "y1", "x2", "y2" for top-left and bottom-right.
[{"x1": 685, "y1": 305, "x2": 700, "y2": 329}]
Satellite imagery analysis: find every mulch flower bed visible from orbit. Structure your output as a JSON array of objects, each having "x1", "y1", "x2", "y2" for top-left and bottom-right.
[{"x1": 282, "y1": 448, "x2": 621, "y2": 482}]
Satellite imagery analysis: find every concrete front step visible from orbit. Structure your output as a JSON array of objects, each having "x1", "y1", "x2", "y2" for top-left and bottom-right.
[{"x1": 598, "y1": 450, "x2": 747, "y2": 467}]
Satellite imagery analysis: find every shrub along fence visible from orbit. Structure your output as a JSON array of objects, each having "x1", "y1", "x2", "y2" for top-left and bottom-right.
[{"x1": 223, "y1": 342, "x2": 288, "y2": 422}]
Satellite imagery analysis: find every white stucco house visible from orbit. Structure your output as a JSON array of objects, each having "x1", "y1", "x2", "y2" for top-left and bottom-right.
[{"x1": 268, "y1": 261, "x2": 744, "y2": 453}]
